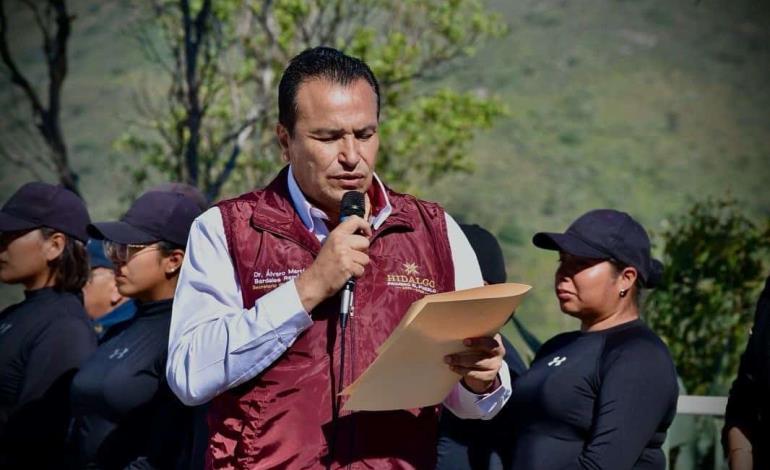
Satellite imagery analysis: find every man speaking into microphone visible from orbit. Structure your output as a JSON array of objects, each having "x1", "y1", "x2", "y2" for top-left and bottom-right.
[{"x1": 167, "y1": 47, "x2": 510, "y2": 469}]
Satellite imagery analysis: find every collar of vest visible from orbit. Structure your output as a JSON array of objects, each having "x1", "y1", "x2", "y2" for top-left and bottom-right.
[{"x1": 247, "y1": 166, "x2": 417, "y2": 250}]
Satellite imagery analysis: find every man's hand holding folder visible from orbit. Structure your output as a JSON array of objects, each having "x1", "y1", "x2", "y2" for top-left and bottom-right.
[{"x1": 341, "y1": 282, "x2": 531, "y2": 411}]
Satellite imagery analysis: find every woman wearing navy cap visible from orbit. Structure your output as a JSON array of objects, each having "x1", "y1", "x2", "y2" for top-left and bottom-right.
[
  {"x1": 0, "y1": 182, "x2": 97, "y2": 468},
  {"x1": 68, "y1": 190, "x2": 202, "y2": 469},
  {"x1": 508, "y1": 209, "x2": 678, "y2": 469}
]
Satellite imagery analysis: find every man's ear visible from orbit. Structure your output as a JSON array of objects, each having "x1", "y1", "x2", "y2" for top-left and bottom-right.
[
  {"x1": 109, "y1": 276, "x2": 124, "y2": 306},
  {"x1": 276, "y1": 124, "x2": 291, "y2": 163}
]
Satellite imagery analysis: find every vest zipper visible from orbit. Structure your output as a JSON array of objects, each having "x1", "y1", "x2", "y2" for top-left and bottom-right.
[{"x1": 254, "y1": 217, "x2": 411, "y2": 469}]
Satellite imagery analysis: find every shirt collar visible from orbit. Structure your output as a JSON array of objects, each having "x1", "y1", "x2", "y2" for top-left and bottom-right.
[
  {"x1": 287, "y1": 165, "x2": 392, "y2": 232},
  {"x1": 95, "y1": 300, "x2": 137, "y2": 328}
]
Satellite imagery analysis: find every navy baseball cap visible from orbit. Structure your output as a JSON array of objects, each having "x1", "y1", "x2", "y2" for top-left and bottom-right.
[
  {"x1": 0, "y1": 182, "x2": 91, "y2": 242},
  {"x1": 88, "y1": 191, "x2": 202, "y2": 246},
  {"x1": 86, "y1": 239, "x2": 114, "y2": 270},
  {"x1": 533, "y1": 209, "x2": 663, "y2": 287},
  {"x1": 148, "y1": 182, "x2": 209, "y2": 211},
  {"x1": 460, "y1": 223, "x2": 507, "y2": 285}
]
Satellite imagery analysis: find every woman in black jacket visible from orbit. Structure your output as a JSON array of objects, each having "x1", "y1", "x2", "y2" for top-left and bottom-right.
[
  {"x1": 0, "y1": 182, "x2": 96, "y2": 468},
  {"x1": 508, "y1": 209, "x2": 678, "y2": 470},
  {"x1": 723, "y1": 276, "x2": 770, "y2": 470},
  {"x1": 69, "y1": 190, "x2": 202, "y2": 469}
]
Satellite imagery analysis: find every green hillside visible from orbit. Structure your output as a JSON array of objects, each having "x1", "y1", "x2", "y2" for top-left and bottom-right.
[{"x1": 1, "y1": 0, "x2": 768, "y2": 348}]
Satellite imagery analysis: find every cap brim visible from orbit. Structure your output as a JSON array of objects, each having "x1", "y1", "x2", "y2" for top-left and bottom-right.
[
  {"x1": 87, "y1": 221, "x2": 159, "y2": 244},
  {"x1": 0, "y1": 211, "x2": 38, "y2": 233},
  {"x1": 532, "y1": 232, "x2": 608, "y2": 259}
]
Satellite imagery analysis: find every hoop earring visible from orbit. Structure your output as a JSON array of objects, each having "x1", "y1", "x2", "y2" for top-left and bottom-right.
[{"x1": 619, "y1": 289, "x2": 628, "y2": 298}]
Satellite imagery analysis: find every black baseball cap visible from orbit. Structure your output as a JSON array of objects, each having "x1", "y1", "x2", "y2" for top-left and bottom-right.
[
  {"x1": 460, "y1": 223, "x2": 507, "y2": 285},
  {"x1": 148, "y1": 182, "x2": 209, "y2": 211},
  {"x1": 533, "y1": 209, "x2": 663, "y2": 287},
  {"x1": 0, "y1": 182, "x2": 91, "y2": 242},
  {"x1": 88, "y1": 190, "x2": 203, "y2": 246}
]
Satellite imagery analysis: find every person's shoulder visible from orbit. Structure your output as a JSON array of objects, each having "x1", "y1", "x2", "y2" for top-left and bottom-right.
[
  {"x1": 216, "y1": 177, "x2": 294, "y2": 222},
  {"x1": 30, "y1": 294, "x2": 96, "y2": 348},
  {"x1": 53, "y1": 295, "x2": 94, "y2": 331},
  {"x1": 35, "y1": 290, "x2": 87, "y2": 319},
  {"x1": 602, "y1": 321, "x2": 677, "y2": 377},
  {"x1": 207, "y1": 191, "x2": 262, "y2": 234},
  {"x1": 118, "y1": 312, "x2": 171, "y2": 347},
  {"x1": 546, "y1": 330, "x2": 581, "y2": 345},
  {"x1": 605, "y1": 321, "x2": 670, "y2": 354},
  {"x1": 537, "y1": 330, "x2": 581, "y2": 357},
  {"x1": 215, "y1": 190, "x2": 263, "y2": 212},
  {"x1": 0, "y1": 298, "x2": 25, "y2": 318}
]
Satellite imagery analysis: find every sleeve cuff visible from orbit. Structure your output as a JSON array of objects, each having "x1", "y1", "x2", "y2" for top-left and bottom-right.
[{"x1": 442, "y1": 361, "x2": 512, "y2": 420}]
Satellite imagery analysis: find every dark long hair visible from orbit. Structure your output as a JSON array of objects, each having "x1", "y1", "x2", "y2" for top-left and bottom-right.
[{"x1": 40, "y1": 227, "x2": 89, "y2": 293}]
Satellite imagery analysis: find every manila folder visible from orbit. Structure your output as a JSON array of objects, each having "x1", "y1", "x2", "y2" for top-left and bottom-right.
[{"x1": 341, "y1": 282, "x2": 531, "y2": 411}]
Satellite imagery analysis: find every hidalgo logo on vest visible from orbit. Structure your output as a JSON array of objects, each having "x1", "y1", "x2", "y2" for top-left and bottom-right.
[
  {"x1": 386, "y1": 262, "x2": 437, "y2": 294},
  {"x1": 252, "y1": 267, "x2": 305, "y2": 291}
]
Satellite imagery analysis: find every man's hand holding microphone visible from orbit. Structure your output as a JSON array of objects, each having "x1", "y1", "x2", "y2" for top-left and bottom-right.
[{"x1": 295, "y1": 192, "x2": 371, "y2": 314}]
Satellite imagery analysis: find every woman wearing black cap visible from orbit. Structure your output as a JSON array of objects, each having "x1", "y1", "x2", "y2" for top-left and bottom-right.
[
  {"x1": 508, "y1": 209, "x2": 678, "y2": 469},
  {"x1": 0, "y1": 182, "x2": 97, "y2": 468},
  {"x1": 68, "y1": 190, "x2": 202, "y2": 469}
]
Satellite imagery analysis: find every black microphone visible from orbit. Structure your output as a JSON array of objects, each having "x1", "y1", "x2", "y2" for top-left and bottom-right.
[{"x1": 339, "y1": 191, "x2": 365, "y2": 329}]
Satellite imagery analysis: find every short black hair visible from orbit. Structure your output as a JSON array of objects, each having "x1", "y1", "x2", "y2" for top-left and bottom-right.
[
  {"x1": 278, "y1": 46, "x2": 380, "y2": 134},
  {"x1": 40, "y1": 227, "x2": 89, "y2": 293}
]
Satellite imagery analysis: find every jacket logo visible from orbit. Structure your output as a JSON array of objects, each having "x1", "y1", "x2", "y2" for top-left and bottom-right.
[
  {"x1": 252, "y1": 267, "x2": 305, "y2": 291},
  {"x1": 386, "y1": 261, "x2": 437, "y2": 294},
  {"x1": 403, "y1": 262, "x2": 419, "y2": 275},
  {"x1": 109, "y1": 347, "x2": 130, "y2": 360},
  {"x1": 0, "y1": 323, "x2": 11, "y2": 335},
  {"x1": 548, "y1": 356, "x2": 567, "y2": 367}
]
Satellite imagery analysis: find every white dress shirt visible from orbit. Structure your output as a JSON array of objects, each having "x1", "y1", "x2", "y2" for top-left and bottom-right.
[{"x1": 167, "y1": 167, "x2": 511, "y2": 420}]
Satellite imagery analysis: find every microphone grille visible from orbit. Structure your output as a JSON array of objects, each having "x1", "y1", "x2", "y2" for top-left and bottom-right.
[{"x1": 340, "y1": 191, "x2": 365, "y2": 219}]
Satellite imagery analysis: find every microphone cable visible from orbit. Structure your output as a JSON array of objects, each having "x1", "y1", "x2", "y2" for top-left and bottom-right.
[{"x1": 331, "y1": 190, "x2": 365, "y2": 464}]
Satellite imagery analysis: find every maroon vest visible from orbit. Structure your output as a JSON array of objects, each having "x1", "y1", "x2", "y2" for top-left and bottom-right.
[{"x1": 206, "y1": 168, "x2": 455, "y2": 469}]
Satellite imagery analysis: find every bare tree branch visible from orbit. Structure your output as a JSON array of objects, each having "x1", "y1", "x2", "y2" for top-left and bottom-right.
[
  {"x1": 0, "y1": 0, "x2": 46, "y2": 119},
  {"x1": 0, "y1": 0, "x2": 79, "y2": 193},
  {"x1": 178, "y1": 0, "x2": 212, "y2": 185},
  {"x1": 208, "y1": 120, "x2": 253, "y2": 201},
  {"x1": 20, "y1": 0, "x2": 50, "y2": 45}
]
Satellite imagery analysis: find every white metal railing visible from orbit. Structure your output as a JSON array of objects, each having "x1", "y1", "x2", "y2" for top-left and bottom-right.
[
  {"x1": 667, "y1": 395, "x2": 729, "y2": 470},
  {"x1": 676, "y1": 395, "x2": 728, "y2": 417}
]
